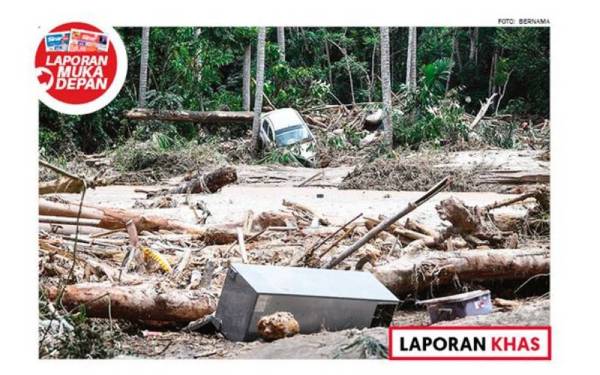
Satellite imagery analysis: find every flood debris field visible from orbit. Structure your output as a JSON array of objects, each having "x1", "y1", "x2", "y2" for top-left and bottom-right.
[
  {"x1": 37, "y1": 25, "x2": 552, "y2": 359},
  {"x1": 38, "y1": 146, "x2": 550, "y2": 359}
]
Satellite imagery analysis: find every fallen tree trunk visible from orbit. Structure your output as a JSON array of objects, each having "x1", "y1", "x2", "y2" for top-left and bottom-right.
[
  {"x1": 125, "y1": 108, "x2": 253, "y2": 124},
  {"x1": 39, "y1": 199, "x2": 237, "y2": 244},
  {"x1": 372, "y1": 248, "x2": 549, "y2": 296},
  {"x1": 139, "y1": 167, "x2": 238, "y2": 197},
  {"x1": 39, "y1": 176, "x2": 85, "y2": 195},
  {"x1": 478, "y1": 171, "x2": 550, "y2": 185},
  {"x1": 39, "y1": 175, "x2": 116, "y2": 195},
  {"x1": 39, "y1": 215, "x2": 100, "y2": 227},
  {"x1": 39, "y1": 159, "x2": 115, "y2": 195},
  {"x1": 45, "y1": 282, "x2": 216, "y2": 322},
  {"x1": 169, "y1": 166, "x2": 237, "y2": 194}
]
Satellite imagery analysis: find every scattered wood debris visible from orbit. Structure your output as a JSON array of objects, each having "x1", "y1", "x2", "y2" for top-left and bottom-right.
[{"x1": 39, "y1": 152, "x2": 550, "y2": 358}]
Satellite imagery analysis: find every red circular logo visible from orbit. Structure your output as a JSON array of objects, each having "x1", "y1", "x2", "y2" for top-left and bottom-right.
[{"x1": 35, "y1": 22, "x2": 127, "y2": 114}]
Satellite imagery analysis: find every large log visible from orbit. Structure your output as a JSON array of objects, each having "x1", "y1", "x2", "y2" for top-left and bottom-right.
[
  {"x1": 45, "y1": 283, "x2": 216, "y2": 322},
  {"x1": 371, "y1": 248, "x2": 549, "y2": 296},
  {"x1": 39, "y1": 176, "x2": 85, "y2": 195},
  {"x1": 169, "y1": 166, "x2": 237, "y2": 194},
  {"x1": 39, "y1": 175, "x2": 116, "y2": 195},
  {"x1": 125, "y1": 108, "x2": 253, "y2": 124},
  {"x1": 479, "y1": 171, "x2": 549, "y2": 185},
  {"x1": 38, "y1": 199, "x2": 237, "y2": 244}
]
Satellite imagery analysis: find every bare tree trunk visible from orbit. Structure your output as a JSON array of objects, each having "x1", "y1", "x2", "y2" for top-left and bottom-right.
[
  {"x1": 380, "y1": 27, "x2": 393, "y2": 149},
  {"x1": 39, "y1": 199, "x2": 238, "y2": 243},
  {"x1": 39, "y1": 176, "x2": 85, "y2": 195},
  {"x1": 277, "y1": 27, "x2": 285, "y2": 61},
  {"x1": 372, "y1": 248, "x2": 549, "y2": 297},
  {"x1": 324, "y1": 39, "x2": 333, "y2": 85},
  {"x1": 242, "y1": 44, "x2": 252, "y2": 111},
  {"x1": 406, "y1": 27, "x2": 417, "y2": 91},
  {"x1": 251, "y1": 27, "x2": 267, "y2": 155},
  {"x1": 167, "y1": 166, "x2": 237, "y2": 194},
  {"x1": 328, "y1": 36, "x2": 356, "y2": 105},
  {"x1": 138, "y1": 27, "x2": 150, "y2": 107},
  {"x1": 495, "y1": 70, "x2": 513, "y2": 115},
  {"x1": 453, "y1": 31, "x2": 463, "y2": 72},
  {"x1": 45, "y1": 282, "x2": 216, "y2": 322},
  {"x1": 195, "y1": 28, "x2": 204, "y2": 110},
  {"x1": 345, "y1": 51, "x2": 356, "y2": 105},
  {"x1": 469, "y1": 27, "x2": 479, "y2": 64},
  {"x1": 370, "y1": 39, "x2": 378, "y2": 102},
  {"x1": 488, "y1": 49, "x2": 498, "y2": 96},
  {"x1": 445, "y1": 31, "x2": 456, "y2": 94}
]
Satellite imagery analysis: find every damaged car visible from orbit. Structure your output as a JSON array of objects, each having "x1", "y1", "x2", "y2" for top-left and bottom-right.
[{"x1": 259, "y1": 108, "x2": 317, "y2": 167}]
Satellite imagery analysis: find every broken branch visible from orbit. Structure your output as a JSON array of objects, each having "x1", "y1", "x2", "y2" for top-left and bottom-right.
[
  {"x1": 469, "y1": 93, "x2": 498, "y2": 130},
  {"x1": 324, "y1": 176, "x2": 451, "y2": 269}
]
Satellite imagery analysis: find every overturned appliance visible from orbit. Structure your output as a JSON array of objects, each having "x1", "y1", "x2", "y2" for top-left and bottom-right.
[
  {"x1": 417, "y1": 290, "x2": 492, "y2": 324},
  {"x1": 213, "y1": 263, "x2": 398, "y2": 341}
]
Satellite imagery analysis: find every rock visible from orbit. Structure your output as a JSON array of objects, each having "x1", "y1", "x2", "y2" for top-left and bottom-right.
[{"x1": 257, "y1": 312, "x2": 300, "y2": 341}]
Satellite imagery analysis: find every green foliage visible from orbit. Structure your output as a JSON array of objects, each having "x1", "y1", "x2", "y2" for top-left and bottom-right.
[
  {"x1": 344, "y1": 127, "x2": 363, "y2": 147},
  {"x1": 259, "y1": 147, "x2": 303, "y2": 166},
  {"x1": 151, "y1": 132, "x2": 183, "y2": 150},
  {"x1": 393, "y1": 100, "x2": 466, "y2": 147},
  {"x1": 493, "y1": 57, "x2": 512, "y2": 86},
  {"x1": 326, "y1": 134, "x2": 347, "y2": 150},
  {"x1": 502, "y1": 97, "x2": 528, "y2": 116},
  {"x1": 393, "y1": 60, "x2": 467, "y2": 147},
  {"x1": 113, "y1": 140, "x2": 162, "y2": 171},
  {"x1": 53, "y1": 311, "x2": 123, "y2": 359},
  {"x1": 334, "y1": 334, "x2": 389, "y2": 359},
  {"x1": 264, "y1": 57, "x2": 332, "y2": 108},
  {"x1": 477, "y1": 120, "x2": 518, "y2": 149},
  {"x1": 321, "y1": 126, "x2": 364, "y2": 151},
  {"x1": 419, "y1": 58, "x2": 453, "y2": 99},
  {"x1": 113, "y1": 137, "x2": 227, "y2": 174},
  {"x1": 418, "y1": 28, "x2": 453, "y2": 61},
  {"x1": 146, "y1": 90, "x2": 184, "y2": 110},
  {"x1": 39, "y1": 293, "x2": 123, "y2": 359}
]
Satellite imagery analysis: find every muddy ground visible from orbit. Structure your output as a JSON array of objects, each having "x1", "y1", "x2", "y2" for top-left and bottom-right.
[
  {"x1": 118, "y1": 297, "x2": 549, "y2": 359},
  {"x1": 47, "y1": 150, "x2": 546, "y2": 231}
]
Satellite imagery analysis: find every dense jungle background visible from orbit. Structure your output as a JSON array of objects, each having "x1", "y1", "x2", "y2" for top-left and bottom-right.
[{"x1": 39, "y1": 27, "x2": 549, "y2": 162}]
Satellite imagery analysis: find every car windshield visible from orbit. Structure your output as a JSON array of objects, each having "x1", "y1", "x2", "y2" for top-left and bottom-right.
[{"x1": 274, "y1": 124, "x2": 311, "y2": 147}]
